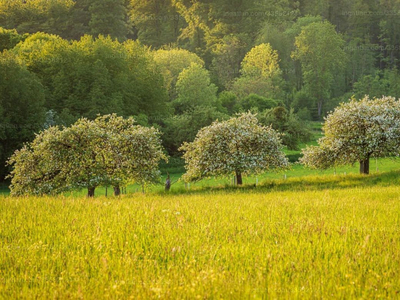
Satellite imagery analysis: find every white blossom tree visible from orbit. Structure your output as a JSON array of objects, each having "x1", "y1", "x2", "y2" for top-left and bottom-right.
[
  {"x1": 8, "y1": 114, "x2": 167, "y2": 197},
  {"x1": 94, "y1": 114, "x2": 167, "y2": 195},
  {"x1": 180, "y1": 113, "x2": 289, "y2": 185},
  {"x1": 300, "y1": 96, "x2": 400, "y2": 174}
]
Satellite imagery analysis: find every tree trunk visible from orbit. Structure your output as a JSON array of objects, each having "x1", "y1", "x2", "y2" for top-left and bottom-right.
[
  {"x1": 360, "y1": 157, "x2": 370, "y2": 175},
  {"x1": 88, "y1": 187, "x2": 95, "y2": 197},
  {"x1": 113, "y1": 186, "x2": 121, "y2": 196},
  {"x1": 317, "y1": 101, "x2": 323, "y2": 118},
  {"x1": 236, "y1": 171, "x2": 243, "y2": 186},
  {"x1": 165, "y1": 178, "x2": 171, "y2": 192}
]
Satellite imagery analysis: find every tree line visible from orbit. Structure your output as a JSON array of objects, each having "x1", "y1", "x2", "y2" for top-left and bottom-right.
[
  {"x1": 2, "y1": 0, "x2": 400, "y2": 181},
  {"x1": 8, "y1": 96, "x2": 400, "y2": 197},
  {"x1": 0, "y1": 30, "x2": 310, "y2": 180}
]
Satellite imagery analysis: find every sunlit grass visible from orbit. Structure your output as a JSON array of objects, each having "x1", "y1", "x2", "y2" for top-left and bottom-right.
[{"x1": 1, "y1": 175, "x2": 400, "y2": 299}]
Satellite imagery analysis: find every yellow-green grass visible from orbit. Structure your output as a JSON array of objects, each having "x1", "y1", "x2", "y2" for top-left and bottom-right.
[{"x1": 1, "y1": 176, "x2": 400, "y2": 299}]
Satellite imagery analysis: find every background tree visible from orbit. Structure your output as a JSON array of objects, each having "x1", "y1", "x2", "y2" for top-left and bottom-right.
[
  {"x1": 163, "y1": 106, "x2": 228, "y2": 155},
  {"x1": 180, "y1": 113, "x2": 289, "y2": 185},
  {"x1": 231, "y1": 43, "x2": 283, "y2": 100},
  {"x1": 0, "y1": 51, "x2": 46, "y2": 180},
  {"x1": 240, "y1": 94, "x2": 279, "y2": 112},
  {"x1": 0, "y1": 27, "x2": 26, "y2": 51},
  {"x1": 153, "y1": 48, "x2": 204, "y2": 100},
  {"x1": 13, "y1": 34, "x2": 169, "y2": 124},
  {"x1": 129, "y1": 0, "x2": 183, "y2": 47},
  {"x1": 258, "y1": 107, "x2": 312, "y2": 150},
  {"x1": 89, "y1": 0, "x2": 129, "y2": 41},
  {"x1": 209, "y1": 34, "x2": 248, "y2": 90},
  {"x1": 300, "y1": 96, "x2": 400, "y2": 174},
  {"x1": 173, "y1": 62, "x2": 218, "y2": 114},
  {"x1": 292, "y1": 21, "x2": 347, "y2": 118}
]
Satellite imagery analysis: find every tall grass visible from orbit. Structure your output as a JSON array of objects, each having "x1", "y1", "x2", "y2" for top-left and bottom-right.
[{"x1": 1, "y1": 176, "x2": 400, "y2": 299}]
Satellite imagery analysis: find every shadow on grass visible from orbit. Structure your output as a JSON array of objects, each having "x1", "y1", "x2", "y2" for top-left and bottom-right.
[
  {"x1": 2, "y1": 170, "x2": 399, "y2": 199},
  {"x1": 155, "y1": 170, "x2": 400, "y2": 197}
]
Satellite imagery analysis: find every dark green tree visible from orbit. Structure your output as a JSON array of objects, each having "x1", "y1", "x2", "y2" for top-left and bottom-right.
[
  {"x1": 89, "y1": 0, "x2": 129, "y2": 41},
  {"x1": 0, "y1": 52, "x2": 46, "y2": 180}
]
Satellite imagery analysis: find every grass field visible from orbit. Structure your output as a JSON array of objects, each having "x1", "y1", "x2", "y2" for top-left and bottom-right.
[{"x1": 1, "y1": 172, "x2": 400, "y2": 299}]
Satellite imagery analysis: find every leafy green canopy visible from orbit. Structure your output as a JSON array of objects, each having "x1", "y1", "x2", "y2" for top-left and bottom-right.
[
  {"x1": 231, "y1": 43, "x2": 283, "y2": 100},
  {"x1": 292, "y1": 21, "x2": 347, "y2": 117},
  {"x1": 153, "y1": 48, "x2": 204, "y2": 100},
  {"x1": 301, "y1": 96, "x2": 400, "y2": 170},
  {"x1": 13, "y1": 33, "x2": 169, "y2": 124},
  {"x1": 0, "y1": 51, "x2": 46, "y2": 180},
  {"x1": 7, "y1": 114, "x2": 167, "y2": 196},
  {"x1": 180, "y1": 113, "x2": 289, "y2": 182}
]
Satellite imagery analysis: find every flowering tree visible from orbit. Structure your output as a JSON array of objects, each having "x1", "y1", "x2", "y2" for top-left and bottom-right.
[
  {"x1": 94, "y1": 114, "x2": 167, "y2": 195},
  {"x1": 8, "y1": 115, "x2": 167, "y2": 197},
  {"x1": 300, "y1": 96, "x2": 400, "y2": 174},
  {"x1": 7, "y1": 127, "x2": 66, "y2": 196},
  {"x1": 180, "y1": 113, "x2": 289, "y2": 185}
]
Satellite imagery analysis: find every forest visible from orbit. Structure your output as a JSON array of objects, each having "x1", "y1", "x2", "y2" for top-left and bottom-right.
[{"x1": 1, "y1": 0, "x2": 400, "y2": 181}]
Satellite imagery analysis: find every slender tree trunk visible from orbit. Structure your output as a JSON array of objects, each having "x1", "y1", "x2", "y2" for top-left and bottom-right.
[
  {"x1": 88, "y1": 187, "x2": 95, "y2": 197},
  {"x1": 113, "y1": 186, "x2": 121, "y2": 196},
  {"x1": 360, "y1": 157, "x2": 370, "y2": 175},
  {"x1": 236, "y1": 171, "x2": 243, "y2": 186},
  {"x1": 318, "y1": 100, "x2": 323, "y2": 118}
]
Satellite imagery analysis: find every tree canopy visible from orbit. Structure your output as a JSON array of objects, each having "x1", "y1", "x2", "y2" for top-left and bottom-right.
[
  {"x1": 300, "y1": 96, "x2": 400, "y2": 174},
  {"x1": 180, "y1": 113, "x2": 289, "y2": 185},
  {"x1": 0, "y1": 51, "x2": 46, "y2": 180},
  {"x1": 8, "y1": 115, "x2": 167, "y2": 196}
]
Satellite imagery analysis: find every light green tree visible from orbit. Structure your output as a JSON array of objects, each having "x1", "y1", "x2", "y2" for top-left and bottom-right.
[
  {"x1": 292, "y1": 21, "x2": 347, "y2": 118},
  {"x1": 153, "y1": 48, "x2": 204, "y2": 100},
  {"x1": 173, "y1": 62, "x2": 218, "y2": 113},
  {"x1": 231, "y1": 43, "x2": 283, "y2": 100},
  {"x1": 13, "y1": 34, "x2": 169, "y2": 123}
]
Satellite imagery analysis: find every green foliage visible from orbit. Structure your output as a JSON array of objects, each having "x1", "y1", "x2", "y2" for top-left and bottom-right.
[
  {"x1": 153, "y1": 48, "x2": 204, "y2": 100},
  {"x1": 13, "y1": 33, "x2": 169, "y2": 123},
  {"x1": 0, "y1": 51, "x2": 46, "y2": 180},
  {"x1": 130, "y1": 0, "x2": 182, "y2": 47},
  {"x1": 301, "y1": 96, "x2": 400, "y2": 173},
  {"x1": 0, "y1": 0, "x2": 75, "y2": 37},
  {"x1": 180, "y1": 113, "x2": 289, "y2": 183},
  {"x1": 7, "y1": 115, "x2": 167, "y2": 196},
  {"x1": 240, "y1": 94, "x2": 278, "y2": 112},
  {"x1": 258, "y1": 107, "x2": 313, "y2": 150},
  {"x1": 217, "y1": 91, "x2": 240, "y2": 115},
  {"x1": 4, "y1": 0, "x2": 400, "y2": 174},
  {"x1": 292, "y1": 21, "x2": 347, "y2": 118},
  {"x1": 241, "y1": 43, "x2": 281, "y2": 79},
  {"x1": 89, "y1": 0, "x2": 129, "y2": 41},
  {"x1": 345, "y1": 37, "x2": 376, "y2": 87},
  {"x1": 231, "y1": 43, "x2": 284, "y2": 100},
  {"x1": 163, "y1": 106, "x2": 228, "y2": 155},
  {"x1": 0, "y1": 27, "x2": 26, "y2": 51},
  {"x1": 352, "y1": 69, "x2": 400, "y2": 100},
  {"x1": 210, "y1": 34, "x2": 248, "y2": 89},
  {"x1": 173, "y1": 63, "x2": 218, "y2": 114}
]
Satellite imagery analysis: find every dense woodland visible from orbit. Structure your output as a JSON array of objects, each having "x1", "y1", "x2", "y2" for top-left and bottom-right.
[{"x1": 1, "y1": 0, "x2": 400, "y2": 180}]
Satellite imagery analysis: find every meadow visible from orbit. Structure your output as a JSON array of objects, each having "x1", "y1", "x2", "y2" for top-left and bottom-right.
[{"x1": 1, "y1": 170, "x2": 400, "y2": 299}]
